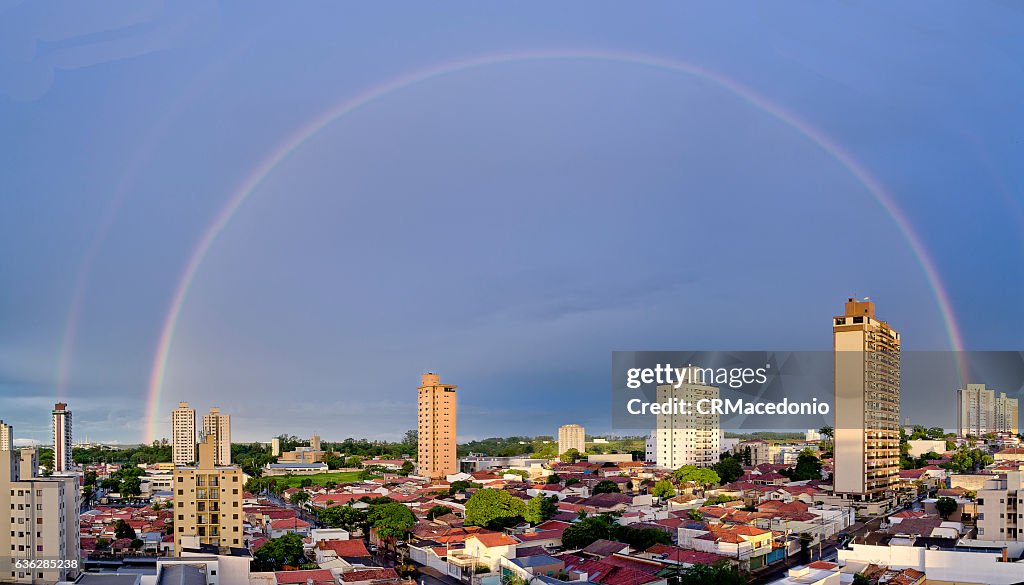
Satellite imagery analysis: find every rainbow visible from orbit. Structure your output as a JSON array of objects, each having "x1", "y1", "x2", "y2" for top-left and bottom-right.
[{"x1": 141, "y1": 49, "x2": 966, "y2": 442}]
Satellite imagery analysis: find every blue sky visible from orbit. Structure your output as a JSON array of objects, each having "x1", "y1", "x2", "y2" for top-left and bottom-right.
[{"x1": 1, "y1": 2, "x2": 1021, "y2": 444}]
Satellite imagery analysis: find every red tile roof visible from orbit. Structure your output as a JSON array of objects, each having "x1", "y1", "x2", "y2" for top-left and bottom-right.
[
  {"x1": 317, "y1": 539, "x2": 370, "y2": 557},
  {"x1": 471, "y1": 532, "x2": 519, "y2": 547},
  {"x1": 275, "y1": 569, "x2": 336, "y2": 584},
  {"x1": 340, "y1": 569, "x2": 400, "y2": 582}
]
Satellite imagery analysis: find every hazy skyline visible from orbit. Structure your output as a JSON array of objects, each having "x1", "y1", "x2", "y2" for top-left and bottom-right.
[{"x1": 1, "y1": 3, "x2": 1022, "y2": 444}]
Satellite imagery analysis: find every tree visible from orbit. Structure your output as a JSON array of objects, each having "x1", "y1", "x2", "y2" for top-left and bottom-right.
[
  {"x1": 616, "y1": 524, "x2": 670, "y2": 550},
  {"x1": 547, "y1": 473, "x2": 563, "y2": 484},
  {"x1": 676, "y1": 561, "x2": 744, "y2": 585},
  {"x1": 427, "y1": 505, "x2": 453, "y2": 520},
  {"x1": 935, "y1": 496, "x2": 958, "y2": 520},
  {"x1": 783, "y1": 449, "x2": 823, "y2": 481},
  {"x1": 113, "y1": 519, "x2": 136, "y2": 540},
  {"x1": 344, "y1": 456, "x2": 363, "y2": 468},
  {"x1": 253, "y1": 533, "x2": 305, "y2": 571},
  {"x1": 672, "y1": 466, "x2": 720, "y2": 491},
  {"x1": 367, "y1": 502, "x2": 416, "y2": 543},
  {"x1": 83, "y1": 470, "x2": 97, "y2": 486},
  {"x1": 399, "y1": 460, "x2": 414, "y2": 476},
  {"x1": 712, "y1": 457, "x2": 744, "y2": 485},
  {"x1": 449, "y1": 480, "x2": 473, "y2": 494},
  {"x1": 320, "y1": 504, "x2": 367, "y2": 532},
  {"x1": 562, "y1": 514, "x2": 617, "y2": 549},
  {"x1": 289, "y1": 491, "x2": 310, "y2": 505},
  {"x1": 565, "y1": 477, "x2": 581, "y2": 487},
  {"x1": 464, "y1": 488, "x2": 527, "y2": 529},
  {"x1": 525, "y1": 496, "x2": 557, "y2": 525},
  {"x1": 119, "y1": 475, "x2": 142, "y2": 497},
  {"x1": 852, "y1": 573, "x2": 871, "y2": 585},
  {"x1": 129, "y1": 538, "x2": 144, "y2": 550},
  {"x1": 560, "y1": 448, "x2": 581, "y2": 463},
  {"x1": 592, "y1": 480, "x2": 621, "y2": 494},
  {"x1": 299, "y1": 478, "x2": 313, "y2": 488},
  {"x1": 704, "y1": 494, "x2": 738, "y2": 506},
  {"x1": 651, "y1": 479, "x2": 675, "y2": 499},
  {"x1": 324, "y1": 455, "x2": 345, "y2": 470}
]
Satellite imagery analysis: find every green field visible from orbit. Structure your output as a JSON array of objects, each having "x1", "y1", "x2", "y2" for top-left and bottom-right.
[{"x1": 274, "y1": 471, "x2": 363, "y2": 488}]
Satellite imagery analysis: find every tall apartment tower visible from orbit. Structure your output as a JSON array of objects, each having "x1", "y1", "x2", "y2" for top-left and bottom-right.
[
  {"x1": 310, "y1": 434, "x2": 321, "y2": 451},
  {"x1": 0, "y1": 448, "x2": 80, "y2": 583},
  {"x1": 655, "y1": 368, "x2": 720, "y2": 469},
  {"x1": 0, "y1": 420, "x2": 12, "y2": 452},
  {"x1": 995, "y1": 392, "x2": 1019, "y2": 435},
  {"x1": 202, "y1": 407, "x2": 232, "y2": 467},
  {"x1": 558, "y1": 424, "x2": 585, "y2": 455},
  {"x1": 417, "y1": 373, "x2": 457, "y2": 479},
  {"x1": 958, "y1": 384, "x2": 1019, "y2": 436},
  {"x1": 172, "y1": 402, "x2": 197, "y2": 466},
  {"x1": 833, "y1": 298, "x2": 901, "y2": 501},
  {"x1": 172, "y1": 434, "x2": 244, "y2": 552},
  {"x1": 51, "y1": 402, "x2": 72, "y2": 473}
]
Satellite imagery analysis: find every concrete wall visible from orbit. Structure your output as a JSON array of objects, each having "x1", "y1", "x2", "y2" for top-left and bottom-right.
[{"x1": 839, "y1": 543, "x2": 1024, "y2": 585}]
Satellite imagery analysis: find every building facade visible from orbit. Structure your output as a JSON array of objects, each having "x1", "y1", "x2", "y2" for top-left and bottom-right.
[
  {"x1": 0, "y1": 420, "x2": 12, "y2": 452},
  {"x1": 833, "y1": 298, "x2": 900, "y2": 501},
  {"x1": 995, "y1": 392, "x2": 1019, "y2": 435},
  {"x1": 202, "y1": 407, "x2": 232, "y2": 467},
  {"x1": 655, "y1": 368, "x2": 720, "y2": 469},
  {"x1": 172, "y1": 435, "x2": 244, "y2": 552},
  {"x1": 976, "y1": 471, "x2": 1023, "y2": 541},
  {"x1": 0, "y1": 447, "x2": 80, "y2": 583},
  {"x1": 51, "y1": 402, "x2": 72, "y2": 474},
  {"x1": 958, "y1": 383, "x2": 1018, "y2": 437},
  {"x1": 417, "y1": 373, "x2": 457, "y2": 479},
  {"x1": 172, "y1": 402, "x2": 197, "y2": 466},
  {"x1": 557, "y1": 424, "x2": 585, "y2": 455}
]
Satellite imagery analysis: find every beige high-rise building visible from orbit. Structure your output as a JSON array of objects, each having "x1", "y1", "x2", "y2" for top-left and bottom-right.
[
  {"x1": 202, "y1": 407, "x2": 232, "y2": 467},
  {"x1": 172, "y1": 434, "x2": 244, "y2": 552},
  {"x1": 51, "y1": 402, "x2": 72, "y2": 473},
  {"x1": 833, "y1": 298, "x2": 900, "y2": 501},
  {"x1": 0, "y1": 420, "x2": 12, "y2": 452},
  {"x1": 655, "y1": 368, "x2": 720, "y2": 469},
  {"x1": 417, "y1": 373, "x2": 457, "y2": 479},
  {"x1": 172, "y1": 402, "x2": 197, "y2": 466},
  {"x1": 0, "y1": 447, "x2": 80, "y2": 583},
  {"x1": 958, "y1": 384, "x2": 1019, "y2": 437},
  {"x1": 976, "y1": 471, "x2": 1023, "y2": 541},
  {"x1": 310, "y1": 434, "x2": 321, "y2": 451},
  {"x1": 558, "y1": 424, "x2": 585, "y2": 455}
]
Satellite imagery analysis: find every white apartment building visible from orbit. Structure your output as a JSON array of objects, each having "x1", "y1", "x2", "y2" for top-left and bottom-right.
[
  {"x1": 645, "y1": 433, "x2": 657, "y2": 462},
  {"x1": 976, "y1": 471, "x2": 1023, "y2": 541},
  {"x1": 959, "y1": 384, "x2": 1019, "y2": 436},
  {"x1": 202, "y1": 407, "x2": 232, "y2": 467},
  {"x1": 655, "y1": 369, "x2": 720, "y2": 468},
  {"x1": 0, "y1": 448, "x2": 80, "y2": 583},
  {"x1": 51, "y1": 402, "x2": 72, "y2": 474},
  {"x1": 172, "y1": 402, "x2": 197, "y2": 466},
  {"x1": 557, "y1": 424, "x2": 585, "y2": 455}
]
